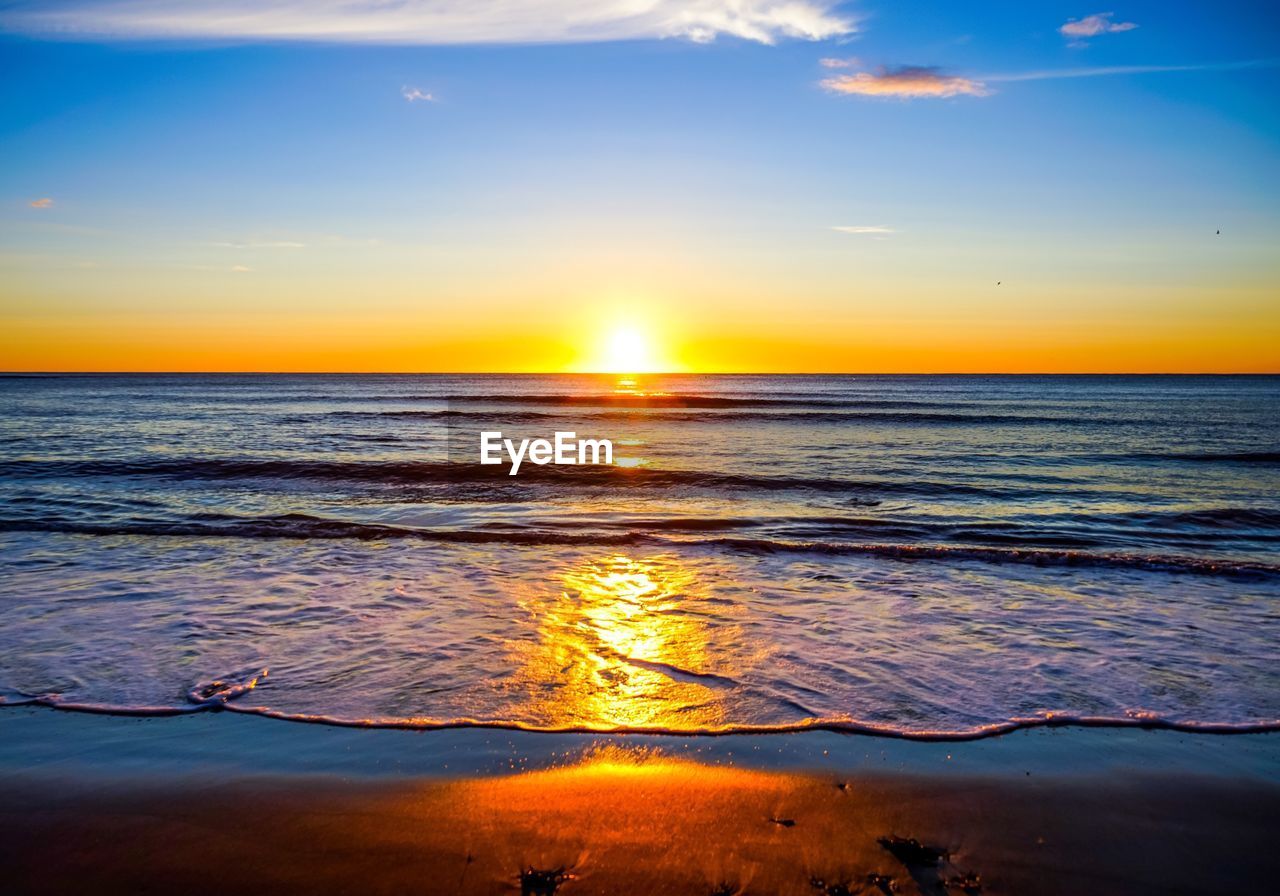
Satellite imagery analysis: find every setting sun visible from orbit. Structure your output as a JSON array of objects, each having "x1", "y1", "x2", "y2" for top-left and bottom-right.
[
  {"x1": 575, "y1": 322, "x2": 676, "y2": 374},
  {"x1": 604, "y1": 326, "x2": 651, "y2": 373}
]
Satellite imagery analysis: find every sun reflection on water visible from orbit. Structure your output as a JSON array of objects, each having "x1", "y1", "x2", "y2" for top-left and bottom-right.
[
  {"x1": 608, "y1": 374, "x2": 668, "y2": 399},
  {"x1": 506, "y1": 554, "x2": 728, "y2": 729}
]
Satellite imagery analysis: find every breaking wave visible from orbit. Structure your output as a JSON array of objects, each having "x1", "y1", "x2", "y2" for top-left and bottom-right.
[
  {"x1": 1, "y1": 513, "x2": 1276, "y2": 577},
  {"x1": 4, "y1": 675, "x2": 1276, "y2": 743}
]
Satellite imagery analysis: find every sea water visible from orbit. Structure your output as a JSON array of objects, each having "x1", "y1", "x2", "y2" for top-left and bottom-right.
[{"x1": 1, "y1": 374, "x2": 1277, "y2": 736}]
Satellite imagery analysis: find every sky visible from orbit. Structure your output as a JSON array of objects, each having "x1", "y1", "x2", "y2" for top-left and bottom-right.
[{"x1": 1, "y1": 1, "x2": 1278, "y2": 372}]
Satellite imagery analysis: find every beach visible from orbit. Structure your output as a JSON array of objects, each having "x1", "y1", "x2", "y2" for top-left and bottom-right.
[{"x1": 3, "y1": 708, "x2": 1278, "y2": 895}]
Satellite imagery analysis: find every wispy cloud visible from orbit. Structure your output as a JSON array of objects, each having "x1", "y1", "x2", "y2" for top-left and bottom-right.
[
  {"x1": 986, "y1": 58, "x2": 1280, "y2": 83},
  {"x1": 819, "y1": 57, "x2": 859, "y2": 69},
  {"x1": 822, "y1": 57, "x2": 1279, "y2": 102},
  {"x1": 401, "y1": 85, "x2": 435, "y2": 103},
  {"x1": 822, "y1": 66, "x2": 989, "y2": 99},
  {"x1": 1060, "y1": 12, "x2": 1137, "y2": 45},
  {"x1": 832, "y1": 225, "x2": 895, "y2": 235},
  {"x1": 1, "y1": 1, "x2": 856, "y2": 45},
  {"x1": 230, "y1": 265, "x2": 252, "y2": 273},
  {"x1": 28, "y1": 197, "x2": 53, "y2": 209}
]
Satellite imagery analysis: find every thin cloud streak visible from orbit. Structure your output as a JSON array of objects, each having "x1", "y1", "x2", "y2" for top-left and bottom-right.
[
  {"x1": 820, "y1": 57, "x2": 1278, "y2": 103},
  {"x1": 985, "y1": 58, "x2": 1280, "y2": 83},
  {"x1": 832, "y1": 225, "x2": 895, "y2": 234},
  {"x1": 29, "y1": 198, "x2": 53, "y2": 208},
  {"x1": 1, "y1": 1, "x2": 856, "y2": 45}
]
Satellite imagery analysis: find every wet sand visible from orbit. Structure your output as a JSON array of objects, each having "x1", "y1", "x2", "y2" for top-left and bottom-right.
[{"x1": 1, "y1": 710, "x2": 1277, "y2": 895}]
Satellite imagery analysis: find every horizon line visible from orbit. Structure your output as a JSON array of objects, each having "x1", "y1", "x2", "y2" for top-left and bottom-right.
[{"x1": 4, "y1": 370, "x2": 1278, "y2": 377}]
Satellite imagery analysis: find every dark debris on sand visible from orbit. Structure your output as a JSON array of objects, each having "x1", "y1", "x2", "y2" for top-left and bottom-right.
[
  {"x1": 877, "y1": 836, "x2": 949, "y2": 866},
  {"x1": 519, "y1": 865, "x2": 573, "y2": 896},
  {"x1": 809, "y1": 876, "x2": 857, "y2": 896},
  {"x1": 811, "y1": 871, "x2": 900, "y2": 895},
  {"x1": 873, "y1": 834, "x2": 987, "y2": 896},
  {"x1": 944, "y1": 871, "x2": 983, "y2": 894},
  {"x1": 866, "y1": 871, "x2": 899, "y2": 893}
]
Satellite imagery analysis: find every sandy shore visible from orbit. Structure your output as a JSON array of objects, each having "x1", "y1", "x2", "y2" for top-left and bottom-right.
[{"x1": 1, "y1": 709, "x2": 1277, "y2": 895}]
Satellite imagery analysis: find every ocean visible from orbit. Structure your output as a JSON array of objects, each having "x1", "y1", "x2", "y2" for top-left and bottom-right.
[{"x1": 1, "y1": 373, "x2": 1277, "y2": 737}]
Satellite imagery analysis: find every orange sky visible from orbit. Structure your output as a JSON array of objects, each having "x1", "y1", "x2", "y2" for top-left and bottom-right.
[{"x1": 2, "y1": 287, "x2": 1277, "y2": 372}]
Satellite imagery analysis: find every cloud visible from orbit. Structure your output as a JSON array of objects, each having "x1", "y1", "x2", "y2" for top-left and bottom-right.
[
  {"x1": 832, "y1": 225, "x2": 895, "y2": 234},
  {"x1": 1, "y1": 1, "x2": 856, "y2": 45},
  {"x1": 819, "y1": 57, "x2": 858, "y2": 69},
  {"x1": 230, "y1": 265, "x2": 252, "y2": 273},
  {"x1": 1060, "y1": 12, "x2": 1137, "y2": 42},
  {"x1": 401, "y1": 85, "x2": 435, "y2": 103},
  {"x1": 985, "y1": 58, "x2": 1280, "y2": 83},
  {"x1": 819, "y1": 54, "x2": 1275, "y2": 101},
  {"x1": 822, "y1": 66, "x2": 989, "y2": 99},
  {"x1": 29, "y1": 197, "x2": 53, "y2": 208}
]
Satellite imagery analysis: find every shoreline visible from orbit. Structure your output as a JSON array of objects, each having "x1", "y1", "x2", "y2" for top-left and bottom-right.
[
  {"x1": 7, "y1": 696, "x2": 1280, "y2": 742},
  {"x1": 2, "y1": 708, "x2": 1278, "y2": 895},
  {"x1": 3, "y1": 705, "x2": 1280, "y2": 781}
]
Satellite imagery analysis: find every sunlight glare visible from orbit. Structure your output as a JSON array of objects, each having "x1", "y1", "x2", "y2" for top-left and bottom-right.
[{"x1": 603, "y1": 325, "x2": 654, "y2": 373}]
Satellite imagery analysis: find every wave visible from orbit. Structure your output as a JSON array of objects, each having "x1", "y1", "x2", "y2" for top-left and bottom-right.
[
  {"x1": 0, "y1": 515, "x2": 649, "y2": 546},
  {"x1": 0, "y1": 458, "x2": 1020, "y2": 497},
  {"x1": 3, "y1": 514, "x2": 1276, "y2": 577},
  {"x1": 10, "y1": 391, "x2": 932, "y2": 409},
  {"x1": 0, "y1": 670, "x2": 268, "y2": 718},
  {"x1": 303, "y1": 407, "x2": 1095, "y2": 426},
  {"x1": 442, "y1": 393, "x2": 880, "y2": 408},
  {"x1": 695, "y1": 537, "x2": 1280, "y2": 577},
  {"x1": 4, "y1": 679, "x2": 1276, "y2": 742},
  {"x1": 1122, "y1": 450, "x2": 1280, "y2": 464},
  {"x1": 1114, "y1": 507, "x2": 1280, "y2": 529}
]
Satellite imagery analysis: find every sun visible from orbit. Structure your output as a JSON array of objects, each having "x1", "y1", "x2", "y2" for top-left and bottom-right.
[
  {"x1": 570, "y1": 315, "x2": 680, "y2": 374},
  {"x1": 603, "y1": 326, "x2": 652, "y2": 373},
  {"x1": 585, "y1": 323, "x2": 668, "y2": 373}
]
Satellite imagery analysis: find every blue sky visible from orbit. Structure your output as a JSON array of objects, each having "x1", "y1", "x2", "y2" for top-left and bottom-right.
[{"x1": 1, "y1": 1, "x2": 1278, "y2": 371}]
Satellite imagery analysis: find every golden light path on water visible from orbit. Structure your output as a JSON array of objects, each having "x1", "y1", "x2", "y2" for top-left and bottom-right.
[
  {"x1": 610, "y1": 376, "x2": 652, "y2": 467},
  {"x1": 505, "y1": 554, "x2": 739, "y2": 730}
]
